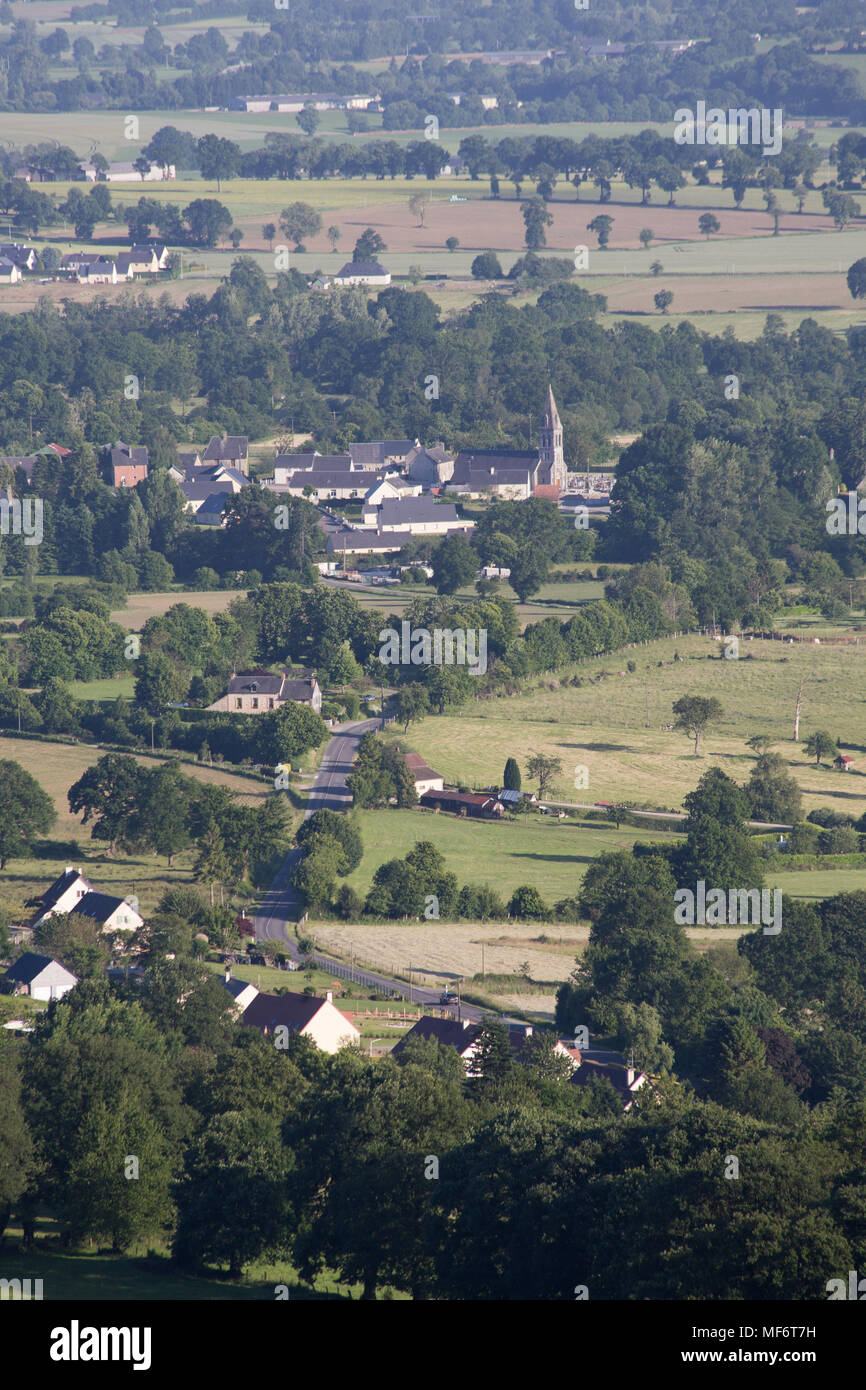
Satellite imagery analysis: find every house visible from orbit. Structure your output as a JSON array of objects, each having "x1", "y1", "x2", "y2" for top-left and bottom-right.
[
  {"x1": 202, "y1": 433, "x2": 249, "y2": 475},
  {"x1": 0, "y1": 244, "x2": 36, "y2": 271},
  {"x1": 192, "y1": 492, "x2": 229, "y2": 526},
  {"x1": 273, "y1": 453, "x2": 355, "y2": 484},
  {"x1": 406, "y1": 443, "x2": 456, "y2": 487},
  {"x1": 361, "y1": 496, "x2": 473, "y2": 536},
  {"x1": 270, "y1": 469, "x2": 388, "y2": 501},
  {"x1": 570, "y1": 1052, "x2": 648, "y2": 1111},
  {"x1": 326, "y1": 527, "x2": 419, "y2": 557},
  {"x1": 241, "y1": 989, "x2": 360, "y2": 1052},
  {"x1": 78, "y1": 259, "x2": 120, "y2": 285},
  {"x1": 71, "y1": 892, "x2": 143, "y2": 933},
  {"x1": 0, "y1": 256, "x2": 22, "y2": 284},
  {"x1": 207, "y1": 670, "x2": 322, "y2": 714},
  {"x1": 420, "y1": 790, "x2": 503, "y2": 818},
  {"x1": 363, "y1": 476, "x2": 422, "y2": 507},
  {"x1": 129, "y1": 243, "x2": 168, "y2": 270},
  {"x1": 31, "y1": 866, "x2": 95, "y2": 926},
  {"x1": 180, "y1": 478, "x2": 237, "y2": 515},
  {"x1": 402, "y1": 751, "x2": 445, "y2": 795},
  {"x1": 391, "y1": 1015, "x2": 483, "y2": 1065},
  {"x1": 103, "y1": 442, "x2": 149, "y2": 488},
  {"x1": 835, "y1": 754, "x2": 855, "y2": 771},
  {"x1": 79, "y1": 161, "x2": 175, "y2": 182},
  {"x1": 348, "y1": 440, "x2": 417, "y2": 468},
  {"x1": 222, "y1": 965, "x2": 260, "y2": 1013},
  {"x1": 1, "y1": 453, "x2": 39, "y2": 482},
  {"x1": 333, "y1": 260, "x2": 391, "y2": 287},
  {"x1": 2, "y1": 953, "x2": 78, "y2": 1002}
]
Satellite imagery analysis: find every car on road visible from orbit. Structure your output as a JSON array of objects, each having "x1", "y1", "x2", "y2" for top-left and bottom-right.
[{"x1": 439, "y1": 991, "x2": 459, "y2": 1004}]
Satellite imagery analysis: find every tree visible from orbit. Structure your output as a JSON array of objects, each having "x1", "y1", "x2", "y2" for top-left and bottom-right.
[
  {"x1": 431, "y1": 532, "x2": 477, "y2": 595},
  {"x1": 471, "y1": 250, "x2": 503, "y2": 278},
  {"x1": 297, "y1": 810, "x2": 362, "y2": 872},
  {"x1": 654, "y1": 289, "x2": 674, "y2": 313},
  {"x1": 672, "y1": 695, "x2": 723, "y2": 755},
  {"x1": 279, "y1": 202, "x2": 322, "y2": 251},
  {"x1": 445, "y1": 236, "x2": 459, "y2": 253},
  {"x1": 508, "y1": 549, "x2": 548, "y2": 601},
  {"x1": 683, "y1": 767, "x2": 750, "y2": 830},
  {"x1": 847, "y1": 258, "x2": 866, "y2": 299},
  {"x1": 183, "y1": 198, "x2": 232, "y2": 247},
  {"x1": 134, "y1": 650, "x2": 189, "y2": 714},
  {"x1": 353, "y1": 228, "x2": 386, "y2": 261},
  {"x1": 522, "y1": 197, "x2": 553, "y2": 250},
  {"x1": 587, "y1": 214, "x2": 613, "y2": 248},
  {"x1": 262, "y1": 222, "x2": 276, "y2": 250},
  {"x1": 698, "y1": 213, "x2": 721, "y2": 238},
  {"x1": 649, "y1": 259, "x2": 663, "y2": 276},
  {"x1": 327, "y1": 224, "x2": 340, "y2": 252},
  {"x1": 195, "y1": 134, "x2": 241, "y2": 192},
  {"x1": 804, "y1": 730, "x2": 838, "y2": 765},
  {"x1": 396, "y1": 684, "x2": 430, "y2": 733},
  {"x1": 639, "y1": 228, "x2": 654, "y2": 248},
  {"x1": 0, "y1": 1048, "x2": 36, "y2": 1242},
  {"x1": 297, "y1": 107, "x2": 320, "y2": 137},
  {"x1": 526, "y1": 752, "x2": 562, "y2": 799},
  {"x1": 745, "y1": 753, "x2": 803, "y2": 824},
  {"x1": 503, "y1": 757, "x2": 521, "y2": 791},
  {"x1": 508, "y1": 885, "x2": 549, "y2": 920},
  {"x1": 0, "y1": 760, "x2": 56, "y2": 867},
  {"x1": 408, "y1": 193, "x2": 429, "y2": 226}
]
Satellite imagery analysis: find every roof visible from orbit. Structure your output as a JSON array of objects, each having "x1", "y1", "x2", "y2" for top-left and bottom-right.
[
  {"x1": 108, "y1": 443, "x2": 148, "y2": 469},
  {"x1": 40, "y1": 866, "x2": 89, "y2": 911},
  {"x1": 224, "y1": 976, "x2": 255, "y2": 1000},
  {"x1": 335, "y1": 260, "x2": 388, "y2": 277},
  {"x1": 376, "y1": 498, "x2": 460, "y2": 527},
  {"x1": 71, "y1": 891, "x2": 130, "y2": 924},
  {"x1": 203, "y1": 434, "x2": 248, "y2": 461},
  {"x1": 391, "y1": 1016, "x2": 481, "y2": 1058},
  {"x1": 242, "y1": 990, "x2": 347, "y2": 1034},
  {"x1": 276, "y1": 452, "x2": 355, "y2": 472},
  {"x1": 450, "y1": 449, "x2": 538, "y2": 485},
  {"x1": 404, "y1": 752, "x2": 442, "y2": 780},
  {"x1": 326, "y1": 529, "x2": 416, "y2": 553},
  {"x1": 281, "y1": 470, "x2": 384, "y2": 490},
  {"x1": 350, "y1": 440, "x2": 416, "y2": 465},
  {"x1": 4, "y1": 952, "x2": 75, "y2": 984},
  {"x1": 228, "y1": 672, "x2": 286, "y2": 696},
  {"x1": 498, "y1": 788, "x2": 522, "y2": 804},
  {"x1": 181, "y1": 479, "x2": 235, "y2": 502},
  {"x1": 420, "y1": 790, "x2": 497, "y2": 810}
]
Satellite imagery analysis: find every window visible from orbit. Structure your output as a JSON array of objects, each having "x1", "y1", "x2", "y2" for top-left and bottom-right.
[
  {"x1": 251, "y1": 697, "x2": 258, "y2": 709},
  {"x1": 269, "y1": 698, "x2": 275, "y2": 709},
  {"x1": 236, "y1": 697, "x2": 242, "y2": 709}
]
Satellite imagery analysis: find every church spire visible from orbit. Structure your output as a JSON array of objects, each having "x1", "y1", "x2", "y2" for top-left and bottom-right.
[{"x1": 538, "y1": 383, "x2": 565, "y2": 489}]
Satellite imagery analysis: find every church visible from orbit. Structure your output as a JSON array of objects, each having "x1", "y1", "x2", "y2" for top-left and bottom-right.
[{"x1": 445, "y1": 385, "x2": 568, "y2": 499}]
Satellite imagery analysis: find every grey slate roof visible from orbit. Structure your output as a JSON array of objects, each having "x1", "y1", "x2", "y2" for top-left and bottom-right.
[
  {"x1": 39, "y1": 867, "x2": 88, "y2": 911},
  {"x1": 350, "y1": 440, "x2": 416, "y2": 466},
  {"x1": 202, "y1": 434, "x2": 248, "y2": 462},
  {"x1": 376, "y1": 497, "x2": 460, "y2": 526},
  {"x1": 4, "y1": 952, "x2": 62, "y2": 984},
  {"x1": 335, "y1": 260, "x2": 388, "y2": 278},
  {"x1": 71, "y1": 891, "x2": 128, "y2": 923}
]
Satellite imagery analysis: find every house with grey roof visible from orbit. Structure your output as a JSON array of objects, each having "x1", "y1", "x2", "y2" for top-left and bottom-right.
[
  {"x1": 0, "y1": 256, "x2": 23, "y2": 283},
  {"x1": 104, "y1": 442, "x2": 149, "y2": 488},
  {"x1": 202, "y1": 433, "x2": 249, "y2": 474},
  {"x1": 333, "y1": 260, "x2": 391, "y2": 287},
  {"x1": 361, "y1": 496, "x2": 473, "y2": 536},
  {"x1": 207, "y1": 669, "x2": 322, "y2": 714},
  {"x1": 2, "y1": 953, "x2": 78, "y2": 1001},
  {"x1": 241, "y1": 989, "x2": 360, "y2": 1052},
  {"x1": 71, "y1": 891, "x2": 143, "y2": 933}
]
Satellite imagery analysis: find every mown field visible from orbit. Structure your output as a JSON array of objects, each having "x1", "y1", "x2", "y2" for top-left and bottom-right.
[{"x1": 389, "y1": 633, "x2": 866, "y2": 817}]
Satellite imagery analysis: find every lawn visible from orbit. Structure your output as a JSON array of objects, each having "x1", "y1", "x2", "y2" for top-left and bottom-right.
[
  {"x1": 388, "y1": 633, "x2": 866, "y2": 817},
  {"x1": 110, "y1": 588, "x2": 245, "y2": 629}
]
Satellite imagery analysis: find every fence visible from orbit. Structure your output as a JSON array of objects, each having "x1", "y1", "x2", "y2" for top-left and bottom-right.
[{"x1": 745, "y1": 629, "x2": 861, "y2": 646}]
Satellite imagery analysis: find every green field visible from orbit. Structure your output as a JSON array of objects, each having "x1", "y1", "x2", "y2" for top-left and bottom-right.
[
  {"x1": 340, "y1": 806, "x2": 681, "y2": 905},
  {"x1": 387, "y1": 632, "x2": 866, "y2": 817}
]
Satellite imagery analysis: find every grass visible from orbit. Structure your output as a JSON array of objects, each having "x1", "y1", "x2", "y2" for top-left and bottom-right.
[
  {"x1": 387, "y1": 632, "x2": 866, "y2": 817},
  {"x1": 110, "y1": 589, "x2": 244, "y2": 629},
  {"x1": 336, "y1": 806, "x2": 682, "y2": 904}
]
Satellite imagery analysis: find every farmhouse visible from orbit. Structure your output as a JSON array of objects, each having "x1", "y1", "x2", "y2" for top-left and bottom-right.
[
  {"x1": 406, "y1": 443, "x2": 456, "y2": 486},
  {"x1": 0, "y1": 244, "x2": 36, "y2": 271},
  {"x1": 361, "y1": 496, "x2": 473, "y2": 536},
  {"x1": 835, "y1": 754, "x2": 855, "y2": 771},
  {"x1": 241, "y1": 989, "x2": 360, "y2": 1052},
  {"x1": 207, "y1": 670, "x2": 322, "y2": 714},
  {"x1": 392, "y1": 1017, "x2": 580, "y2": 1072},
  {"x1": 180, "y1": 478, "x2": 238, "y2": 516},
  {"x1": 570, "y1": 1054, "x2": 648, "y2": 1111},
  {"x1": 333, "y1": 260, "x2": 391, "y2": 287},
  {"x1": 0, "y1": 256, "x2": 23, "y2": 284},
  {"x1": 271, "y1": 469, "x2": 388, "y2": 501},
  {"x1": 2, "y1": 953, "x2": 78, "y2": 1002},
  {"x1": 420, "y1": 790, "x2": 503, "y2": 818},
  {"x1": 401, "y1": 751, "x2": 445, "y2": 795}
]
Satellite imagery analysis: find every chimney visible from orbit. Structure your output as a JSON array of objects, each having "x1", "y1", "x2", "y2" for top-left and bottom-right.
[
  {"x1": 523, "y1": 1025, "x2": 533, "y2": 1037},
  {"x1": 325, "y1": 990, "x2": 333, "y2": 1003},
  {"x1": 225, "y1": 965, "x2": 231, "y2": 983}
]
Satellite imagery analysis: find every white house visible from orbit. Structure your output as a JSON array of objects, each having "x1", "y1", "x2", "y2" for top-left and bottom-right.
[
  {"x1": 2, "y1": 953, "x2": 78, "y2": 1002},
  {"x1": 0, "y1": 256, "x2": 23, "y2": 284},
  {"x1": 333, "y1": 260, "x2": 391, "y2": 287},
  {"x1": 241, "y1": 990, "x2": 360, "y2": 1052},
  {"x1": 32, "y1": 867, "x2": 95, "y2": 926},
  {"x1": 402, "y1": 751, "x2": 445, "y2": 795},
  {"x1": 71, "y1": 891, "x2": 143, "y2": 933},
  {"x1": 207, "y1": 670, "x2": 322, "y2": 715}
]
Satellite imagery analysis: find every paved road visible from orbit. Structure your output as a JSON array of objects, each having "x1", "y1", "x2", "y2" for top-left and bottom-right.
[
  {"x1": 253, "y1": 718, "x2": 380, "y2": 946},
  {"x1": 542, "y1": 800, "x2": 792, "y2": 830}
]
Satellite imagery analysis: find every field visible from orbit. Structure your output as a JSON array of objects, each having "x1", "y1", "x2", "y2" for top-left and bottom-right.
[
  {"x1": 0, "y1": 734, "x2": 275, "y2": 921},
  {"x1": 332, "y1": 805, "x2": 682, "y2": 905},
  {"x1": 388, "y1": 633, "x2": 866, "y2": 817},
  {"x1": 325, "y1": 574, "x2": 604, "y2": 630},
  {"x1": 109, "y1": 588, "x2": 244, "y2": 629}
]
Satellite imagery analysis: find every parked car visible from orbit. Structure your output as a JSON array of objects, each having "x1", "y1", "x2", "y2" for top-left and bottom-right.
[{"x1": 440, "y1": 991, "x2": 459, "y2": 1004}]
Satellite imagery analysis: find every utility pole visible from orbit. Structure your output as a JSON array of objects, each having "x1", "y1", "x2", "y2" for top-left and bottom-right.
[{"x1": 644, "y1": 683, "x2": 649, "y2": 728}]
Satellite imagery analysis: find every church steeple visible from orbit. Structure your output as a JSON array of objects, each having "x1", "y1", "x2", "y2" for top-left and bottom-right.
[{"x1": 538, "y1": 383, "x2": 566, "y2": 489}]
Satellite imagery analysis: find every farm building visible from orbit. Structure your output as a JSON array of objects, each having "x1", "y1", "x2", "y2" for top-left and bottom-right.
[
  {"x1": 241, "y1": 989, "x2": 360, "y2": 1052},
  {"x1": 2, "y1": 953, "x2": 78, "y2": 1002}
]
